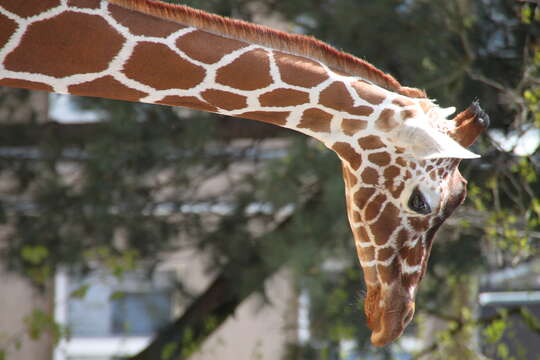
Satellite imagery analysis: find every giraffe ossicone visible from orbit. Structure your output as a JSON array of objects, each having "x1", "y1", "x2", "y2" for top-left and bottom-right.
[{"x1": 0, "y1": 0, "x2": 487, "y2": 347}]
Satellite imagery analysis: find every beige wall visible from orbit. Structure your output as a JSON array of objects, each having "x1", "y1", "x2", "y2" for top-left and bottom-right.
[
  {"x1": 190, "y1": 269, "x2": 296, "y2": 360},
  {"x1": 161, "y1": 251, "x2": 298, "y2": 360},
  {"x1": 0, "y1": 264, "x2": 52, "y2": 360}
]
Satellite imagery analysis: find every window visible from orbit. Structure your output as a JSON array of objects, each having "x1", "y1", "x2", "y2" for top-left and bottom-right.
[{"x1": 54, "y1": 268, "x2": 175, "y2": 360}]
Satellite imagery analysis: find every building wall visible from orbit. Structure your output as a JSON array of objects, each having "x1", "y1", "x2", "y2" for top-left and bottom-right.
[
  {"x1": 0, "y1": 263, "x2": 52, "y2": 360},
  {"x1": 190, "y1": 270, "x2": 296, "y2": 360},
  {"x1": 160, "y1": 251, "x2": 298, "y2": 360}
]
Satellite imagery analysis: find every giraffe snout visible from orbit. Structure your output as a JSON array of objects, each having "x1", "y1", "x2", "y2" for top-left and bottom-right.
[{"x1": 366, "y1": 283, "x2": 416, "y2": 347}]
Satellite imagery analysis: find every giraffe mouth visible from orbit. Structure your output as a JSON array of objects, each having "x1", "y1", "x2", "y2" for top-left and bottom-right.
[
  {"x1": 370, "y1": 301, "x2": 415, "y2": 347},
  {"x1": 365, "y1": 286, "x2": 416, "y2": 347}
]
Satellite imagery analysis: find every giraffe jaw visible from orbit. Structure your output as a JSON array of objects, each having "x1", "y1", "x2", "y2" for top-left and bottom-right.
[
  {"x1": 370, "y1": 301, "x2": 415, "y2": 347},
  {"x1": 365, "y1": 284, "x2": 416, "y2": 347}
]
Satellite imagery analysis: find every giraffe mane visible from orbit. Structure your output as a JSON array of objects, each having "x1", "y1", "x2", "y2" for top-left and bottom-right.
[{"x1": 107, "y1": 0, "x2": 427, "y2": 99}]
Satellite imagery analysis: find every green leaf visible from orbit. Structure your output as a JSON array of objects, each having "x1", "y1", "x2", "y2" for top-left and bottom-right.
[
  {"x1": 20, "y1": 245, "x2": 49, "y2": 265},
  {"x1": 109, "y1": 291, "x2": 125, "y2": 301},
  {"x1": 70, "y1": 284, "x2": 90, "y2": 299},
  {"x1": 23, "y1": 308, "x2": 65, "y2": 343},
  {"x1": 483, "y1": 318, "x2": 506, "y2": 344},
  {"x1": 521, "y1": 4, "x2": 532, "y2": 24},
  {"x1": 161, "y1": 341, "x2": 177, "y2": 360}
]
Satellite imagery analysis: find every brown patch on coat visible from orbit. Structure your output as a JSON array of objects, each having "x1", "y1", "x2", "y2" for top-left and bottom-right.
[
  {"x1": 401, "y1": 272, "x2": 420, "y2": 291},
  {"x1": 377, "y1": 258, "x2": 400, "y2": 285},
  {"x1": 390, "y1": 182, "x2": 405, "y2": 199},
  {"x1": 237, "y1": 111, "x2": 289, "y2": 126},
  {"x1": 109, "y1": 2, "x2": 184, "y2": 37},
  {"x1": 361, "y1": 167, "x2": 379, "y2": 185},
  {"x1": 201, "y1": 89, "x2": 247, "y2": 111},
  {"x1": 401, "y1": 109, "x2": 418, "y2": 120},
  {"x1": 216, "y1": 49, "x2": 272, "y2": 90},
  {"x1": 395, "y1": 229, "x2": 409, "y2": 247},
  {"x1": 359, "y1": 245, "x2": 375, "y2": 263},
  {"x1": 319, "y1": 82, "x2": 374, "y2": 116},
  {"x1": 408, "y1": 217, "x2": 430, "y2": 232},
  {"x1": 176, "y1": 30, "x2": 245, "y2": 64},
  {"x1": 157, "y1": 95, "x2": 217, "y2": 112},
  {"x1": 299, "y1": 108, "x2": 332, "y2": 133},
  {"x1": 0, "y1": 14, "x2": 17, "y2": 50},
  {"x1": 352, "y1": 210, "x2": 363, "y2": 223},
  {"x1": 357, "y1": 227, "x2": 372, "y2": 244},
  {"x1": 364, "y1": 194, "x2": 386, "y2": 221},
  {"x1": 332, "y1": 142, "x2": 362, "y2": 170},
  {"x1": 0, "y1": 78, "x2": 53, "y2": 92},
  {"x1": 124, "y1": 42, "x2": 205, "y2": 90},
  {"x1": 400, "y1": 243, "x2": 424, "y2": 267},
  {"x1": 377, "y1": 247, "x2": 395, "y2": 262},
  {"x1": 259, "y1": 89, "x2": 309, "y2": 107},
  {"x1": 1, "y1": 0, "x2": 60, "y2": 18},
  {"x1": 392, "y1": 97, "x2": 415, "y2": 107},
  {"x1": 67, "y1": 0, "x2": 101, "y2": 9},
  {"x1": 341, "y1": 118, "x2": 368, "y2": 136},
  {"x1": 5, "y1": 12, "x2": 123, "y2": 77},
  {"x1": 371, "y1": 203, "x2": 400, "y2": 246},
  {"x1": 69, "y1": 76, "x2": 147, "y2": 102},
  {"x1": 354, "y1": 187, "x2": 376, "y2": 209},
  {"x1": 274, "y1": 51, "x2": 329, "y2": 88},
  {"x1": 358, "y1": 135, "x2": 385, "y2": 150},
  {"x1": 375, "y1": 109, "x2": 398, "y2": 132},
  {"x1": 383, "y1": 165, "x2": 400, "y2": 179},
  {"x1": 343, "y1": 166, "x2": 358, "y2": 187},
  {"x1": 368, "y1": 152, "x2": 392, "y2": 167},
  {"x1": 351, "y1": 81, "x2": 386, "y2": 105}
]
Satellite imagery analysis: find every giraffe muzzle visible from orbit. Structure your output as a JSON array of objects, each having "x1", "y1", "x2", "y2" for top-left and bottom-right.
[
  {"x1": 365, "y1": 284, "x2": 417, "y2": 347},
  {"x1": 370, "y1": 299, "x2": 416, "y2": 347}
]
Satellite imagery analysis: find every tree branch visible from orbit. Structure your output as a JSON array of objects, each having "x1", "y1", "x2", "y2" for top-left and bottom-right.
[{"x1": 128, "y1": 188, "x2": 322, "y2": 360}]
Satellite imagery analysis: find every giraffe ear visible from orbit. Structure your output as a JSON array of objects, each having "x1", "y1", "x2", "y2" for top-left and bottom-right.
[{"x1": 394, "y1": 119, "x2": 480, "y2": 160}]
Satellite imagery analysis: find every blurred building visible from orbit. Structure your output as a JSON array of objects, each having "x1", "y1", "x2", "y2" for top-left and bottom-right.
[
  {"x1": 479, "y1": 260, "x2": 540, "y2": 359},
  {"x1": 0, "y1": 88, "x2": 298, "y2": 360}
]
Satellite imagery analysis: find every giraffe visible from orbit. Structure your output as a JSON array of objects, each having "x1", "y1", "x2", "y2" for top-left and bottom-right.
[{"x1": 0, "y1": 0, "x2": 488, "y2": 347}]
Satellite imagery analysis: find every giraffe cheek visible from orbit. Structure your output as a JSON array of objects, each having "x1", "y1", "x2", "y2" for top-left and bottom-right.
[
  {"x1": 408, "y1": 216, "x2": 430, "y2": 232},
  {"x1": 399, "y1": 243, "x2": 424, "y2": 268},
  {"x1": 369, "y1": 203, "x2": 400, "y2": 246},
  {"x1": 402, "y1": 273, "x2": 421, "y2": 294},
  {"x1": 377, "y1": 258, "x2": 400, "y2": 286},
  {"x1": 400, "y1": 243, "x2": 426, "y2": 293}
]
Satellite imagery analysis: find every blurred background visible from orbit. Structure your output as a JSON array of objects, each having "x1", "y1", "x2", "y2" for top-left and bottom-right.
[{"x1": 1, "y1": 0, "x2": 540, "y2": 359}]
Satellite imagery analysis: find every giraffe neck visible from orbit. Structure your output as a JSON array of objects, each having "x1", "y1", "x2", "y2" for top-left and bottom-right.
[{"x1": 0, "y1": 0, "x2": 419, "y2": 151}]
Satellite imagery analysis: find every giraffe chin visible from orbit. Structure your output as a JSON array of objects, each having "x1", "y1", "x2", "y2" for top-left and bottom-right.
[
  {"x1": 365, "y1": 286, "x2": 416, "y2": 347},
  {"x1": 370, "y1": 303, "x2": 414, "y2": 347}
]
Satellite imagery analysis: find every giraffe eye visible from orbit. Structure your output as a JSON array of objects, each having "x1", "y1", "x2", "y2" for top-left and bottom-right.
[{"x1": 408, "y1": 188, "x2": 431, "y2": 215}]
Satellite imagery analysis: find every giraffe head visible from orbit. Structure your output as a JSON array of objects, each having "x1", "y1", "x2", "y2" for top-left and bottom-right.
[{"x1": 339, "y1": 99, "x2": 488, "y2": 346}]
